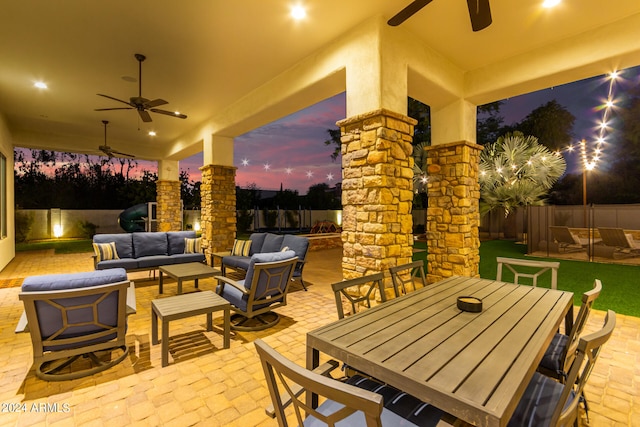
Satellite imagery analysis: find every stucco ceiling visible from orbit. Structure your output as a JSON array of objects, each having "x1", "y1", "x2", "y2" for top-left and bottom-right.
[{"x1": 1, "y1": 0, "x2": 639, "y2": 161}]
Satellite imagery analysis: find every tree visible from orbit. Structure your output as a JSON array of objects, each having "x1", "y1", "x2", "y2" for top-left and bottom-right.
[
  {"x1": 515, "y1": 100, "x2": 575, "y2": 151},
  {"x1": 476, "y1": 101, "x2": 505, "y2": 145},
  {"x1": 479, "y1": 132, "x2": 566, "y2": 216}
]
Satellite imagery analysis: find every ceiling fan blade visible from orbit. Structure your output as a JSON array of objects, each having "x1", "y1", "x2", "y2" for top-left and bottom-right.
[
  {"x1": 150, "y1": 108, "x2": 188, "y2": 119},
  {"x1": 387, "y1": 0, "x2": 433, "y2": 26},
  {"x1": 110, "y1": 150, "x2": 135, "y2": 158},
  {"x1": 97, "y1": 93, "x2": 132, "y2": 106},
  {"x1": 94, "y1": 107, "x2": 134, "y2": 111},
  {"x1": 467, "y1": 0, "x2": 492, "y2": 32},
  {"x1": 138, "y1": 110, "x2": 152, "y2": 122},
  {"x1": 144, "y1": 98, "x2": 168, "y2": 108}
]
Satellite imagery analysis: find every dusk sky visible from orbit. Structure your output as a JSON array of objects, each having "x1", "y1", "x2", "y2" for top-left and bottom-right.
[{"x1": 16, "y1": 65, "x2": 639, "y2": 195}]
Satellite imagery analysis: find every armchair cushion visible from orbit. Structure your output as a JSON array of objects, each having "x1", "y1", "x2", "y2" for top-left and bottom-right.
[
  {"x1": 248, "y1": 233, "x2": 267, "y2": 255},
  {"x1": 281, "y1": 234, "x2": 309, "y2": 261},
  {"x1": 22, "y1": 268, "x2": 128, "y2": 292},
  {"x1": 132, "y1": 232, "x2": 168, "y2": 257},
  {"x1": 243, "y1": 250, "x2": 296, "y2": 289}
]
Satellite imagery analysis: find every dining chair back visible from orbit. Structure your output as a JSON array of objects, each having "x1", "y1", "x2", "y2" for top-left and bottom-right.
[
  {"x1": 508, "y1": 310, "x2": 616, "y2": 427},
  {"x1": 389, "y1": 260, "x2": 427, "y2": 297},
  {"x1": 255, "y1": 339, "x2": 445, "y2": 427},
  {"x1": 331, "y1": 273, "x2": 386, "y2": 319},
  {"x1": 539, "y1": 279, "x2": 603, "y2": 380},
  {"x1": 496, "y1": 256, "x2": 560, "y2": 289}
]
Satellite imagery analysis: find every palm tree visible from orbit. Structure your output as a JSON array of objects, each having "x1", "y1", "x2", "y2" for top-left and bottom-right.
[{"x1": 479, "y1": 132, "x2": 566, "y2": 217}]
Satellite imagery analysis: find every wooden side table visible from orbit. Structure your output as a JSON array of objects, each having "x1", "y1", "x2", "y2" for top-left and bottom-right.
[
  {"x1": 158, "y1": 262, "x2": 219, "y2": 294},
  {"x1": 151, "y1": 291, "x2": 231, "y2": 367}
]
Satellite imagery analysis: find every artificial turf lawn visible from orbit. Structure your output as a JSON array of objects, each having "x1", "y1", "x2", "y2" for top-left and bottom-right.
[{"x1": 414, "y1": 239, "x2": 640, "y2": 318}]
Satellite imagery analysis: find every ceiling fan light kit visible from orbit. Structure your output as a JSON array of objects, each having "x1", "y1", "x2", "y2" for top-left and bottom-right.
[
  {"x1": 95, "y1": 53, "x2": 187, "y2": 123},
  {"x1": 388, "y1": 0, "x2": 492, "y2": 31}
]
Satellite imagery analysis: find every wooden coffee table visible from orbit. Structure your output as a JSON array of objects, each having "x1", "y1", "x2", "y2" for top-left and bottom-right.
[
  {"x1": 158, "y1": 262, "x2": 219, "y2": 294},
  {"x1": 151, "y1": 290, "x2": 231, "y2": 367}
]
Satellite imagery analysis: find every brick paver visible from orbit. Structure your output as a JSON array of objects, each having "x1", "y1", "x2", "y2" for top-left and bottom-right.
[{"x1": 0, "y1": 247, "x2": 637, "y2": 426}]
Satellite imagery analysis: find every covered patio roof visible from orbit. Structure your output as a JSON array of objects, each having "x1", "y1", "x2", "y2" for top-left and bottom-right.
[{"x1": 1, "y1": 0, "x2": 639, "y2": 160}]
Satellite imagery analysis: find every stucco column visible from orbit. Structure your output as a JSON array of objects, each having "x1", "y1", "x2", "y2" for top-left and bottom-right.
[
  {"x1": 157, "y1": 160, "x2": 182, "y2": 231},
  {"x1": 200, "y1": 135, "x2": 236, "y2": 264},
  {"x1": 425, "y1": 141, "x2": 482, "y2": 283},
  {"x1": 339, "y1": 109, "x2": 416, "y2": 284}
]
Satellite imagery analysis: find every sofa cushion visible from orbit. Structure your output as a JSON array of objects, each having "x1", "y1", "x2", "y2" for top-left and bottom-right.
[
  {"x1": 261, "y1": 234, "x2": 285, "y2": 252},
  {"x1": 281, "y1": 235, "x2": 309, "y2": 260},
  {"x1": 133, "y1": 232, "x2": 168, "y2": 257},
  {"x1": 137, "y1": 255, "x2": 175, "y2": 269},
  {"x1": 249, "y1": 233, "x2": 267, "y2": 255},
  {"x1": 93, "y1": 242, "x2": 119, "y2": 262},
  {"x1": 94, "y1": 233, "x2": 134, "y2": 259},
  {"x1": 96, "y1": 258, "x2": 140, "y2": 271},
  {"x1": 184, "y1": 237, "x2": 202, "y2": 254},
  {"x1": 232, "y1": 239, "x2": 252, "y2": 256},
  {"x1": 167, "y1": 231, "x2": 196, "y2": 255},
  {"x1": 167, "y1": 253, "x2": 206, "y2": 264},
  {"x1": 22, "y1": 268, "x2": 128, "y2": 292},
  {"x1": 243, "y1": 250, "x2": 296, "y2": 289}
]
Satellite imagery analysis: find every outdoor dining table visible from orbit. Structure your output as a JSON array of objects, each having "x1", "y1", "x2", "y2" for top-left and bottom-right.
[{"x1": 306, "y1": 275, "x2": 574, "y2": 427}]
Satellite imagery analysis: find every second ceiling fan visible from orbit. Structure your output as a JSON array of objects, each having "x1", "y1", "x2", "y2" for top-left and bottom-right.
[
  {"x1": 95, "y1": 53, "x2": 187, "y2": 123},
  {"x1": 388, "y1": 0, "x2": 492, "y2": 32}
]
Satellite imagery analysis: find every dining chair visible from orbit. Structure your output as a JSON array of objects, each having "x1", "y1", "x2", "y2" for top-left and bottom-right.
[
  {"x1": 331, "y1": 273, "x2": 387, "y2": 319},
  {"x1": 389, "y1": 260, "x2": 427, "y2": 297},
  {"x1": 538, "y1": 279, "x2": 603, "y2": 381},
  {"x1": 496, "y1": 256, "x2": 560, "y2": 289},
  {"x1": 254, "y1": 339, "x2": 446, "y2": 427},
  {"x1": 508, "y1": 310, "x2": 616, "y2": 427}
]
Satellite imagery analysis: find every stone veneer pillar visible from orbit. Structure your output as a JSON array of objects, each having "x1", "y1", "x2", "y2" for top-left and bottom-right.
[
  {"x1": 339, "y1": 109, "x2": 416, "y2": 283},
  {"x1": 425, "y1": 141, "x2": 482, "y2": 283},
  {"x1": 200, "y1": 164, "x2": 236, "y2": 265},
  {"x1": 156, "y1": 180, "x2": 182, "y2": 232}
]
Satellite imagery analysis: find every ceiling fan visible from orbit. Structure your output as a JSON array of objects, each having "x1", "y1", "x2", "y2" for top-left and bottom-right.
[
  {"x1": 388, "y1": 0, "x2": 492, "y2": 32},
  {"x1": 98, "y1": 120, "x2": 135, "y2": 158},
  {"x1": 95, "y1": 53, "x2": 187, "y2": 123}
]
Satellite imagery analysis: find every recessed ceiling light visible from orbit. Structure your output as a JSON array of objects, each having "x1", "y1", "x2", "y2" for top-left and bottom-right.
[
  {"x1": 34, "y1": 81, "x2": 48, "y2": 89},
  {"x1": 542, "y1": 0, "x2": 561, "y2": 8},
  {"x1": 148, "y1": 131, "x2": 156, "y2": 136},
  {"x1": 174, "y1": 111, "x2": 181, "y2": 116},
  {"x1": 291, "y1": 5, "x2": 306, "y2": 20}
]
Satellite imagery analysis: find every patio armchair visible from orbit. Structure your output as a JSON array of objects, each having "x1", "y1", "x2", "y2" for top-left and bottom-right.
[
  {"x1": 508, "y1": 310, "x2": 616, "y2": 427},
  {"x1": 215, "y1": 251, "x2": 297, "y2": 331},
  {"x1": 595, "y1": 227, "x2": 640, "y2": 259},
  {"x1": 254, "y1": 339, "x2": 446, "y2": 427},
  {"x1": 496, "y1": 257, "x2": 560, "y2": 289},
  {"x1": 538, "y1": 279, "x2": 602, "y2": 381},
  {"x1": 331, "y1": 273, "x2": 387, "y2": 319},
  {"x1": 17, "y1": 268, "x2": 136, "y2": 381},
  {"x1": 389, "y1": 260, "x2": 427, "y2": 297}
]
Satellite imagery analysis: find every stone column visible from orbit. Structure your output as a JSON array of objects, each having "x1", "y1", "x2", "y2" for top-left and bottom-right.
[
  {"x1": 156, "y1": 180, "x2": 182, "y2": 231},
  {"x1": 425, "y1": 141, "x2": 482, "y2": 283},
  {"x1": 200, "y1": 164, "x2": 236, "y2": 265},
  {"x1": 339, "y1": 108, "x2": 416, "y2": 285}
]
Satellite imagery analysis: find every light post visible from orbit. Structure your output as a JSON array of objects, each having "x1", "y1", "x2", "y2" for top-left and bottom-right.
[{"x1": 582, "y1": 162, "x2": 595, "y2": 227}]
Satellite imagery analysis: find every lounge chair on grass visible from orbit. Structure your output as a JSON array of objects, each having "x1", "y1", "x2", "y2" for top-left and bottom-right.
[{"x1": 549, "y1": 226, "x2": 588, "y2": 253}]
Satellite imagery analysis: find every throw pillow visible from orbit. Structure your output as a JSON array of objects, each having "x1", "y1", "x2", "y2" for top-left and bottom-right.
[
  {"x1": 232, "y1": 239, "x2": 252, "y2": 256},
  {"x1": 93, "y1": 242, "x2": 119, "y2": 262},
  {"x1": 184, "y1": 237, "x2": 202, "y2": 254},
  {"x1": 281, "y1": 246, "x2": 290, "y2": 252}
]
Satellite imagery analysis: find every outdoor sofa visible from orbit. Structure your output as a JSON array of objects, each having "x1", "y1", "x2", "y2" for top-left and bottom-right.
[{"x1": 92, "y1": 231, "x2": 205, "y2": 272}]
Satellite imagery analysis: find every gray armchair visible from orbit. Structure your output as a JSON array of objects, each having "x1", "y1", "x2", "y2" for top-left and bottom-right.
[
  {"x1": 17, "y1": 268, "x2": 136, "y2": 381},
  {"x1": 215, "y1": 251, "x2": 297, "y2": 331}
]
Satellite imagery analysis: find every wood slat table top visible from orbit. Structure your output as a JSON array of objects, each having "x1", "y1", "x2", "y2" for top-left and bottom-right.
[
  {"x1": 152, "y1": 290, "x2": 230, "y2": 319},
  {"x1": 159, "y1": 262, "x2": 219, "y2": 280},
  {"x1": 307, "y1": 276, "x2": 573, "y2": 427}
]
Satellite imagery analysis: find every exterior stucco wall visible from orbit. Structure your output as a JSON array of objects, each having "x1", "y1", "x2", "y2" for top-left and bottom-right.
[{"x1": 0, "y1": 113, "x2": 15, "y2": 272}]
